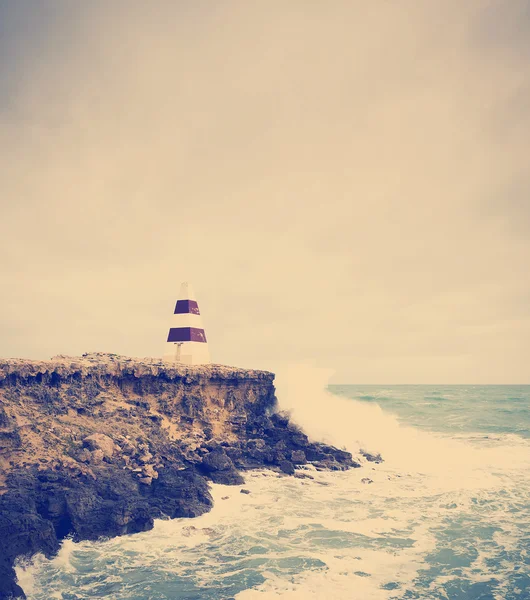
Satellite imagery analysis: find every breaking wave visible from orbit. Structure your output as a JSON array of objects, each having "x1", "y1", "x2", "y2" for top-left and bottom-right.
[{"x1": 16, "y1": 367, "x2": 530, "y2": 599}]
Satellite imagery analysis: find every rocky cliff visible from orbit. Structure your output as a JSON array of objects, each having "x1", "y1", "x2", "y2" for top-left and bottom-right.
[{"x1": 0, "y1": 353, "x2": 360, "y2": 599}]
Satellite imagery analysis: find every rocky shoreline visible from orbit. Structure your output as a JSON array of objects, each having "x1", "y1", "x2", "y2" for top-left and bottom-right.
[{"x1": 0, "y1": 353, "x2": 370, "y2": 599}]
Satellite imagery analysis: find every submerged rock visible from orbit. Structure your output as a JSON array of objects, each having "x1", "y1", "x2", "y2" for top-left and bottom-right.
[
  {"x1": 294, "y1": 472, "x2": 314, "y2": 480},
  {"x1": 360, "y1": 450, "x2": 384, "y2": 464}
]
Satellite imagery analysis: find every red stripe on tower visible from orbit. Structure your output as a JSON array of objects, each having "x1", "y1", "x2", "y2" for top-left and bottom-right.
[
  {"x1": 167, "y1": 327, "x2": 207, "y2": 343},
  {"x1": 174, "y1": 300, "x2": 200, "y2": 315}
]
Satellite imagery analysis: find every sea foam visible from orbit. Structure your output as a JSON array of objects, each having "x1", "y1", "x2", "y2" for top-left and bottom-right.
[{"x1": 16, "y1": 370, "x2": 530, "y2": 600}]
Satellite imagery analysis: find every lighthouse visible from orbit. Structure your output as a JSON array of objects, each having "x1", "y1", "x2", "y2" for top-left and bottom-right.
[{"x1": 163, "y1": 282, "x2": 211, "y2": 365}]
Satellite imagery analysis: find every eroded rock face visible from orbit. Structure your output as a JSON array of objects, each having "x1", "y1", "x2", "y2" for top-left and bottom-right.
[{"x1": 0, "y1": 353, "x2": 360, "y2": 599}]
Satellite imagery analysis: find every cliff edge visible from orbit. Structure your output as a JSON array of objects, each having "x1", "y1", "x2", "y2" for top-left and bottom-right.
[{"x1": 0, "y1": 353, "x2": 359, "y2": 599}]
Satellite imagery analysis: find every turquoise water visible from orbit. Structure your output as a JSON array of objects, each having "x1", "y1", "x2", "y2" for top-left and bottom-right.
[
  {"x1": 17, "y1": 385, "x2": 530, "y2": 600},
  {"x1": 330, "y1": 385, "x2": 530, "y2": 439}
]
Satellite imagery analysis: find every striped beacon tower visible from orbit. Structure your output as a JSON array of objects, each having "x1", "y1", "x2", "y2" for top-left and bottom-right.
[{"x1": 163, "y1": 282, "x2": 211, "y2": 365}]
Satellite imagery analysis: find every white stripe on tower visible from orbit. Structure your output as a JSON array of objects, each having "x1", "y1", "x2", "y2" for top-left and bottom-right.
[{"x1": 163, "y1": 282, "x2": 211, "y2": 365}]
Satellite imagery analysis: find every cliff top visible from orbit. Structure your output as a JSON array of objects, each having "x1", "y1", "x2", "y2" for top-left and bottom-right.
[{"x1": 0, "y1": 352, "x2": 274, "y2": 382}]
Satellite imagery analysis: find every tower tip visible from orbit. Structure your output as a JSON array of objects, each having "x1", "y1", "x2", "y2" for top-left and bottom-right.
[{"x1": 178, "y1": 281, "x2": 196, "y2": 301}]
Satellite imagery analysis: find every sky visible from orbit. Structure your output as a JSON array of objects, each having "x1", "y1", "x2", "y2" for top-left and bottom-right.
[{"x1": 0, "y1": 1, "x2": 529, "y2": 383}]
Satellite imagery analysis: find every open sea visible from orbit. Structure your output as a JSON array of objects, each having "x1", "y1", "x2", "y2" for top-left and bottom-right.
[{"x1": 16, "y1": 376, "x2": 530, "y2": 600}]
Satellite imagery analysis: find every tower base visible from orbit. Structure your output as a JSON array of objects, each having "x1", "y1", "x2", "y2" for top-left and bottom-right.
[{"x1": 163, "y1": 341, "x2": 211, "y2": 365}]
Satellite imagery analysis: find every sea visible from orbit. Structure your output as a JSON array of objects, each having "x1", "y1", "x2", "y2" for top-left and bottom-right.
[{"x1": 16, "y1": 368, "x2": 530, "y2": 600}]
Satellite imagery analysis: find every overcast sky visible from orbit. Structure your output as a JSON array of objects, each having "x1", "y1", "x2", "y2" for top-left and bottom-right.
[{"x1": 0, "y1": 1, "x2": 529, "y2": 383}]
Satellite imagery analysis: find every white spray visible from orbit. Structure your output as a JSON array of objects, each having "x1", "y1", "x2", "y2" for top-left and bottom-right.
[{"x1": 274, "y1": 363, "x2": 530, "y2": 487}]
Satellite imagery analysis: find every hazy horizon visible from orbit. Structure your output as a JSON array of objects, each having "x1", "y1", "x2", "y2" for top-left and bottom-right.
[{"x1": 1, "y1": 1, "x2": 529, "y2": 384}]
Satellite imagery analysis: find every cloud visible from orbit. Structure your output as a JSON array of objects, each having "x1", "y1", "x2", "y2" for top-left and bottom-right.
[{"x1": 0, "y1": 1, "x2": 529, "y2": 382}]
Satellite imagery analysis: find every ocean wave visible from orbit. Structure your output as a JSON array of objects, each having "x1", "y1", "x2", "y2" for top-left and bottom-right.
[{"x1": 17, "y1": 371, "x2": 530, "y2": 599}]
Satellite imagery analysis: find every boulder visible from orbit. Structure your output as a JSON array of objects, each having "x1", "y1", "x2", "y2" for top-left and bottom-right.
[
  {"x1": 304, "y1": 447, "x2": 328, "y2": 461},
  {"x1": 83, "y1": 434, "x2": 116, "y2": 458},
  {"x1": 200, "y1": 449, "x2": 244, "y2": 485},
  {"x1": 209, "y1": 470, "x2": 244, "y2": 485},
  {"x1": 90, "y1": 449, "x2": 105, "y2": 464},
  {"x1": 148, "y1": 467, "x2": 213, "y2": 518},
  {"x1": 291, "y1": 450, "x2": 307, "y2": 465},
  {"x1": 279, "y1": 460, "x2": 295, "y2": 475},
  {"x1": 201, "y1": 449, "x2": 233, "y2": 472}
]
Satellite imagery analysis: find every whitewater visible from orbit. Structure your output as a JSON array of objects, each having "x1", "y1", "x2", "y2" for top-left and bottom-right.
[{"x1": 16, "y1": 366, "x2": 530, "y2": 599}]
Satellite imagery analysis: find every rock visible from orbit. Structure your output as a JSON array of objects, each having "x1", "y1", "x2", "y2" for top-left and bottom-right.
[
  {"x1": 360, "y1": 450, "x2": 384, "y2": 464},
  {"x1": 208, "y1": 468, "x2": 244, "y2": 486},
  {"x1": 273, "y1": 449, "x2": 287, "y2": 462},
  {"x1": 224, "y1": 447, "x2": 243, "y2": 463},
  {"x1": 294, "y1": 472, "x2": 314, "y2": 480},
  {"x1": 77, "y1": 448, "x2": 92, "y2": 463},
  {"x1": 139, "y1": 452, "x2": 153, "y2": 464},
  {"x1": 240, "y1": 489, "x2": 251, "y2": 494},
  {"x1": 0, "y1": 405, "x2": 10, "y2": 427},
  {"x1": 291, "y1": 450, "x2": 307, "y2": 464},
  {"x1": 324, "y1": 447, "x2": 354, "y2": 463},
  {"x1": 361, "y1": 478, "x2": 373, "y2": 484},
  {"x1": 0, "y1": 429, "x2": 21, "y2": 451},
  {"x1": 119, "y1": 438, "x2": 136, "y2": 455},
  {"x1": 200, "y1": 449, "x2": 244, "y2": 485},
  {"x1": 248, "y1": 438, "x2": 267, "y2": 450},
  {"x1": 291, "y1": 432, "x2": 309, "y2": 447},
  {"x1": 90, "y1": 449, "x2": 105, "y2": 464},
  {"x1": 221, "y1": 496, "x2": 229, "y2": 500},
  {"x1": 304, "y1": 447, "x2": 328, "y2": 461},
  {"x1": 148, "y1": 467, "x2": 213, "y2": 519},
  {"x1": 139, "y1": 476, "x2": 153, "y2": 485},
  {"x1": 142, "y1": 465, "x2": 159, "y2": 479},
  {"x1": 270, "y1": 413, "x2": 289, "y2": 428},
  {"x1": 312, "y1": 459, "x2": 349, "y2": 471},
  {"x1": 247, "y1": 446, "x2": 275, "y2": 464},
  {"x1": 279, "y1": 460, "x2": 295, "y2": 475},
  {"x1": 201, "y1": 449, "x2": 234, "y2": 472},
  {"x1": 83, "y1": 433, "x2": 117, "y2": 458}
]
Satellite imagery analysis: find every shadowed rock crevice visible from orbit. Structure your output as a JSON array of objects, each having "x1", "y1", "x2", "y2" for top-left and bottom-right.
[{"x1": 0, "y1": 353, "x2": 359, "y2": 599}]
